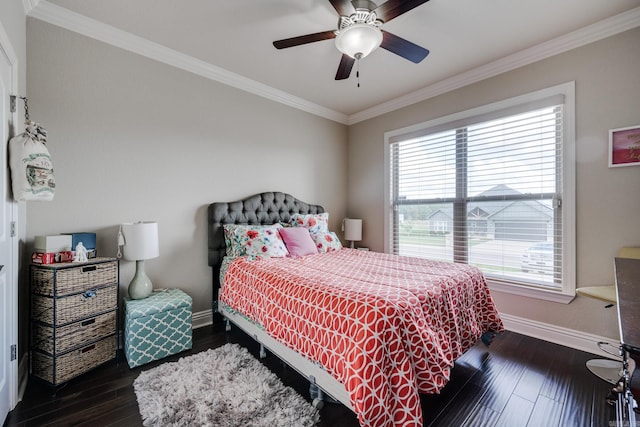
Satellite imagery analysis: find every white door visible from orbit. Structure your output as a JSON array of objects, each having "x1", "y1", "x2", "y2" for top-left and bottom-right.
[{"x1": 0, "y1": 27, "x2": 18, "y2": 425}]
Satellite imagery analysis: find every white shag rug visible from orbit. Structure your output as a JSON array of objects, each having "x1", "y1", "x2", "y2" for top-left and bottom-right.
[{"x1": 133, "y1": 343, "x2": 320, "y2": 427}]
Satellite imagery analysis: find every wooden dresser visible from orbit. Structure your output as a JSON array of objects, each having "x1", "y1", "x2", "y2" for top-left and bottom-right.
[{"x1": 30, "y1": 257, "x2": 119, "y2": 386}]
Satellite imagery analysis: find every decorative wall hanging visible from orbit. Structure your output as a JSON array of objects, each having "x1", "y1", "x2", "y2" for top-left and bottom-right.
[
  {"x1": 8, "y1": 96, "x2": 55, "y2": 201},
  {"x1": 609, "y1": 125, "x2": 640, "y2": 168}
]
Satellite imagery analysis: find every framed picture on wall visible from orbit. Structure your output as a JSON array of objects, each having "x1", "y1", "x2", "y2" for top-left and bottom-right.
[{"x1": 609, "y1": 125, "x2": 640, "y2": 167}]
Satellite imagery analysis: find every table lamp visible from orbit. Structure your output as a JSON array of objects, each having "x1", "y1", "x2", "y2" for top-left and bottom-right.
[
  {"x1": 343, "y1": 218, "x2": 362, "y2": 249},
  {"x1": 121, "y1": 221, "x2": 159, "y2": 299}
]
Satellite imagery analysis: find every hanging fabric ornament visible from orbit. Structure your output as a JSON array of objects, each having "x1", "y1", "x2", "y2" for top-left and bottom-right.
[{"x1": 8, "y1": 99, "x2": 56, "y2": 201}]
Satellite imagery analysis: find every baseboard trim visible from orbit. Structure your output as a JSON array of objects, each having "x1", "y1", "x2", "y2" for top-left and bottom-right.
[
  {"x1": 17, "y1": 354, "x2": 28, "y2": 403},
  {"x1": 192, "y1": 309, "x2": 213, "y2": 330},
  {"x1": 190, "y1": 308, "x2": 621, "y2": 359},
  {"x1": 500, "y1": 313, "x2": 621, "y2": 360}
]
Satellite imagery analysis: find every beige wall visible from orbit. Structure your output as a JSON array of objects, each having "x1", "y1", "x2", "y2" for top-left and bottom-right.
[
  {"x1": 25, "y1": 19, "x2": 348, "y2": 314},
  {"x1": 347, "y1": 27, "x2": 640, "y2": 340}
]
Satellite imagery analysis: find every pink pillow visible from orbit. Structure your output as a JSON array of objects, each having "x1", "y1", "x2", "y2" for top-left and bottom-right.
[{"x1": 279, "y1": 227, "x2": 318, "y2": 257}]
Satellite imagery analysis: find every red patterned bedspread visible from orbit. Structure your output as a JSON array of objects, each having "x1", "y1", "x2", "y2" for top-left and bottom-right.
[{"x1": 220, "y1": 249, "x2": 503, "y2": 427}]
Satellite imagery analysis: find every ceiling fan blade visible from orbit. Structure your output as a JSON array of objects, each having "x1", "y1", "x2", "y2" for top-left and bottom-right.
[
  {"x1": 335, "y1": 54, "x2": 355, "y2": 80},
  {"x1": 328, "y1": 0, "x2": 356, "y2": 16},
  {"x1": 380, "y1": 30, "x2": 429, "y2": 63},
  {"x1": 273, "y1": 31, "x2": 336, "y2": 49},
  {"x1": 374, "y1": 0, "x2": 430, "y2": 22}
]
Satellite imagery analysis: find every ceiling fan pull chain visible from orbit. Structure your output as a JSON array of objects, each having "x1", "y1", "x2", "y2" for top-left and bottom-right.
[{"x1": 356, "y1": 59, "x2": 360, "y2": 88}]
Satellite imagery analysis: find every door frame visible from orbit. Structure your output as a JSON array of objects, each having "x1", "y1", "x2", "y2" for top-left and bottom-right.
[{"x1": 0, "y1": 19, "x2": 20, "y2": 417}]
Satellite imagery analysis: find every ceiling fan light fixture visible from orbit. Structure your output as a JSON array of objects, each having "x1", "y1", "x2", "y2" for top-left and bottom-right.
[{"x1": 335, "y1": 23, "x2": 382, "y2": 59}]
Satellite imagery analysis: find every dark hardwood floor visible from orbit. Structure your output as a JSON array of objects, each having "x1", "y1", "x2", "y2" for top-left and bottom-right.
[{"x1": 4, "y1": 322, "x2": 616, "y2": 427}]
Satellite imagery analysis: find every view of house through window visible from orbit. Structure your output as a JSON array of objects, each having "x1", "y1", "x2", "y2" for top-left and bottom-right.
[{"x1": 389, "y1": 98, "x2": 567, "y2": 291}]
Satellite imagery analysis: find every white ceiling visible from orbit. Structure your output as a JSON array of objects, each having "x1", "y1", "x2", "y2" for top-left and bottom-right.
[{"x1": 28, "y1": 0, "x2": 640, "y2": 124}]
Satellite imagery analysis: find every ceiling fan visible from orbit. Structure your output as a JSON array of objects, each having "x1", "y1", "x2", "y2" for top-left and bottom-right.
[{"x1": 273, "y1": 0, "x2": 431, "y2": 81}]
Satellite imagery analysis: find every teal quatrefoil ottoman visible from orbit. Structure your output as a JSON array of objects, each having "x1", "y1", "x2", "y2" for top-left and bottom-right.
[{"x1": 124, "y1": 288, "x2": 192, "y2": 368}]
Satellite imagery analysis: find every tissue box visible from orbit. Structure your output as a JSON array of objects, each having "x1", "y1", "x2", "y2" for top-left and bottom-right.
[
  {"x1": 63, "y1": 233, "x2": 97, "y2": 258},
  {"x1": 34, "y1": 235, "x2": 72, "y2": 253},
  {"x1": 63, "y1": 233, "x2": 97, "y2": 250}
]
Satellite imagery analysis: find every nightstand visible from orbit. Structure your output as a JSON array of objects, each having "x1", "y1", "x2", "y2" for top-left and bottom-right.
[
  {"x1": 30, "y1": 257, "x2": 119, "y2": 385},
  {"x1": 123, "y1": 288, "x2": 192, "y2": 368}
]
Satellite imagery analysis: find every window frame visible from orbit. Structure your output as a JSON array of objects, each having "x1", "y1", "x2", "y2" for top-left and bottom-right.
[{"x1": 383, "y1": 82, "x2": 576, "y2": 303}]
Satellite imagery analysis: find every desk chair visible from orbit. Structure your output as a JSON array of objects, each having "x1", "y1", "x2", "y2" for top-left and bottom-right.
[{"x1": 576, "y1": 247, "x2": 640, "y2": 384}]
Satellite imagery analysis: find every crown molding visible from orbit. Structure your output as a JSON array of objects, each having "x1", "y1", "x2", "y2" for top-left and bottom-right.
[
  {"x1": 26, "y1": 1, "x2": 349, "y2": 124},
  {"x1": 22, "y1": 0, "x2": 41, "y2": 15},
  {"x1": 26, "y1": 2, "x2": 640, "y2": 126},
  {"x1": 348, "y1": 6, "x2": 640, "y2": 125}
]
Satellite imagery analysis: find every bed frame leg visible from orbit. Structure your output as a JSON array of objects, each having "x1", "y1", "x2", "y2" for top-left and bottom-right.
[
  {"x1": 309, "y1": 376, "x2": 325, "y2": 410},
  {"x1": 251, "y1": 335, "x2": 267, "y2": 358},
  {"x1": 259, "y1": 343, "x2": 267, "y2": 359},
  {"x1": 225, "y1": 318, "x2": 231, "y2": 332}
]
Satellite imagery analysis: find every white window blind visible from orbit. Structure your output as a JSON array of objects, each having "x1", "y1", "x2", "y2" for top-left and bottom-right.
[{"x1": 389, "y1": 98, "x2": 567, "y2": 291}]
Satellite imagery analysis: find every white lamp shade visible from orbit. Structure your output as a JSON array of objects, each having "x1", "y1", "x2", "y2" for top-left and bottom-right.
[
  {"x1": 335, "y1": 24, "x2": 382, "y2": 59},
  {"x1": 343, "y1": 218, "x2": 363, "y2": 242},
  {"x1": 122, "y1": 221, "x2": 159, "y2": 261}
]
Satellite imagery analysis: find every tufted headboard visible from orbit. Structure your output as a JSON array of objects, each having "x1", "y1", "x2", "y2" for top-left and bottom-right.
[{"x1": 207, "y1": 191, "x2": 324, "y2": 301}]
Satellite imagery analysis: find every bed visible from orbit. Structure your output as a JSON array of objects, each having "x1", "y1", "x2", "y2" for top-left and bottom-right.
[{"x1": 208, "y1": 191, "x2": 503, "y2": 427}]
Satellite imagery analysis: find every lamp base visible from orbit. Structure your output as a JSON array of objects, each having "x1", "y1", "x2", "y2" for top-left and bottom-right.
[{"x1": 128, "y1": 259, "x2": 153, "y2": 299}]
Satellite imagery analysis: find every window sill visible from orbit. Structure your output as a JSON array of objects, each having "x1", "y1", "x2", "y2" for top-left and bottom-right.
[{"x1": 487, "y1": 279, "x2": 575, "y2": 304}]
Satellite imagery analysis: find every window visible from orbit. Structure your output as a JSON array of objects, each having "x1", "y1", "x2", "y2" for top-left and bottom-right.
[{"x1": 385, "y1": 83, "x2": 575, "y2": 302}]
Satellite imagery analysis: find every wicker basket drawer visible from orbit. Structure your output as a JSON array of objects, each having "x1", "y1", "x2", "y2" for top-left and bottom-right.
[
  {"x1": 32, "y1": 310, "x2": 116, "y2": 355},
  {"x1": 31, "y1": 259, "x2": 118, "y2": 297},
  {"x1": 31, "y1": 335, "x2": 116, "y2": 385},
  {"x1": 32, "y1": 284, "x2": 118, "y2": 326}
]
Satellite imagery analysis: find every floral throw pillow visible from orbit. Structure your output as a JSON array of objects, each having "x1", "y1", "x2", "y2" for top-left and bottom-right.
[
  {"x1": 311, "y1": 231, "x2": 342, "y2": 253},
  {"x1": 223, "y1": 224, "x2": 243, "y2": 258},
  {"x1": 289, "y1": 212, "x2": 330, "y2": 235},
  {"x1": 223, "y1": 223, "x2": 288, "y2": 258}
]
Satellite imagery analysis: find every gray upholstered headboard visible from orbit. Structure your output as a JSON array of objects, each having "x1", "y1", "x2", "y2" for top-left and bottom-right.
[{"x1": 207, "y1": 191, "x2": 324, "y2": 301}]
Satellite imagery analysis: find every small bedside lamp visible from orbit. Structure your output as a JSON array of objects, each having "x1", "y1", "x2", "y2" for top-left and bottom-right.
[
  {"x1": 343, "y1": 218, "x2": 362, "y2": 249},
  {"x1": 120, "y1": 221, "x2": 159, "y2": 300}
]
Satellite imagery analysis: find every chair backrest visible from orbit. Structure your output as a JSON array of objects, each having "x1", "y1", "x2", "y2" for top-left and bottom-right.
[{"x1": 617, "y1": 247, "x2": 640, "y2": 259}]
